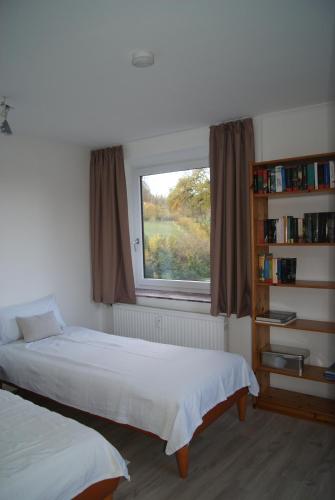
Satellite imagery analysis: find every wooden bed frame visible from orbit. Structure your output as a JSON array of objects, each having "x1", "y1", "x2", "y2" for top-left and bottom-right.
[
  {"x1": 0, "y1": 380, "x2": 248, "y2": 479},
  {"x1": 74, "y1": 477, "x2": 120, "y2": 500}
]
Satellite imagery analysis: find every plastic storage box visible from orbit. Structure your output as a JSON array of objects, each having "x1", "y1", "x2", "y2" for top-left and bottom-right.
[{"x1": 261, "y1": 344, "x2": 310, "y2": 376}]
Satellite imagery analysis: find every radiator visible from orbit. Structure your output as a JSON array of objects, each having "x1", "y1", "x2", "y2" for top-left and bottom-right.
[{"x1": 112, "y1": 304, "x2": 227, "y2": 351}]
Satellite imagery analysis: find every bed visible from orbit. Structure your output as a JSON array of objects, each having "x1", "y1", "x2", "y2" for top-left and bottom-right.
[
  {"x1": 0, "y1": 295, "x2": 259, "y2": 478},
  {"x1": 0, "y1": 389, "x2": 128, "y2": 500}
]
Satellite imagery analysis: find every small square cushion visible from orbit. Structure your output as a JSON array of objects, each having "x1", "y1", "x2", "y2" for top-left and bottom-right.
[
  {"x1": 17, "y1": 311, "x2": 63, "y2": 343},
  {"x1": 0, "y1": 294, "x2": 65, "y2": 345}
]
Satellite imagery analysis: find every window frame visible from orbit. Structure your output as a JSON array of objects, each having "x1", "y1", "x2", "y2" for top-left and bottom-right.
[{"x1": 130, "y1": 157, "x2": 211, "y2": 294}]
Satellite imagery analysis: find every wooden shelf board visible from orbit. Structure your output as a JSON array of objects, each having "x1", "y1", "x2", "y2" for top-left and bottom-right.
[
  {"x1": 257, "y1": 364, "x2": 335, "y2": 384},
  {"x1": 256, "y1": 280, "x2": 335, "y2": 289},
  {"x1": 251, "y1": 152, "x2": 335, "y2": 167},
  {"x1": 254, "y1": 188, "x2": 335, "y2": 198},
  {"x1": 254, "y1": 318, "x2": 335, "y2": 334},
  {"x1": 256, "y1": 242, "x2": 335, "y2": 247},
  {"x1": 255, "y1": 387, "x2": 335, "y2": 425},
  {"x1": 251, "y1": 153, "x2": 335, "y2": 426}
]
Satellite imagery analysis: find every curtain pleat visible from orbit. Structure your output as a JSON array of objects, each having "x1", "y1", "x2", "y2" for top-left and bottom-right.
[
  {"x1": 90, "y1": 146, "x2": 136, "y2": 304},
  {"x1": 210, "y1": 118, "x2": 255, "y2": 317}
]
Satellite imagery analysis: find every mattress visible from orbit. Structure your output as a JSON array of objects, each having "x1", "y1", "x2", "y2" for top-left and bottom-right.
[
  {"x1": 0, "y1": 326, "x2": 259, "y2": 455},
  {"x1": 0, "y1": 389, "x2": 128, "y2": 500}
]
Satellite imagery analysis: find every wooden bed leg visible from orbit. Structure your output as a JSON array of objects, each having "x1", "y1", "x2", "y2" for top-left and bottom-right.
[
  {"x1": 237, "y1": 392, "x2": 248, "y2": 421},
  {"x1": 176, "y1": 445, "x2": 189, "y2": 479}
]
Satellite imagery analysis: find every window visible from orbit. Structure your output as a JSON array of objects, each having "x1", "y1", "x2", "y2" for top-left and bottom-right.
[{"x1": 131, "y1": 160, "x2": 210, "y2": 293}]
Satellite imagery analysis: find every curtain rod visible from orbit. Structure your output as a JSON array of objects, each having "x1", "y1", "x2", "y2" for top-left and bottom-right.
[{"x1": 212, "y1": 115, "x2": 251, "y2": 126}]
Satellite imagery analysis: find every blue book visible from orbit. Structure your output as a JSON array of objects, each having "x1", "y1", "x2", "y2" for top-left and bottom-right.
[
  {"x1": 324, "y1": 362, "x2": 335, "y2": 380},
  {"x1": 281, "y1": 166, "x2": 286, "y2": 191},
  {"x1": 324, "y1": 162, "x2": 330, "y2": 187}
]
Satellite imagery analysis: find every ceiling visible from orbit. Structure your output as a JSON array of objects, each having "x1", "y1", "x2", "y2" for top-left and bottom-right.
[{"x1": 1, "y1": 0, "x2": 334, "y2": 147}]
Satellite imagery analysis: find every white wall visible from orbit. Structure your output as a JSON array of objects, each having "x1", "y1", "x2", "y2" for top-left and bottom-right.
[
  {"x1": 0, "y1": 135, "x2": 104, "y2": 329},
  {"x1": 231, "y1": 101, "x2": 335, "y2": 375},
  {"x1": 2, "y1": 102, "x2": 333, "y2": 398},
  {"x1": 254, "y1": 102, "x2": 335, "y2": 398},
  {"x1": 117, "y1": 101, "x2": 335, "y2": 398}
]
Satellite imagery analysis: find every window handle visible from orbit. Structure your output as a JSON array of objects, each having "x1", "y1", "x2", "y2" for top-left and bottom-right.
[{"x1": 133, "y1": 238, "x2": 140, "y2": 252}]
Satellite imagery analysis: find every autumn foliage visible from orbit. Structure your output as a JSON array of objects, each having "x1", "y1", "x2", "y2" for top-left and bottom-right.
[{"x1": 142, "y1": 169, "x2": 210, "y2": 281}]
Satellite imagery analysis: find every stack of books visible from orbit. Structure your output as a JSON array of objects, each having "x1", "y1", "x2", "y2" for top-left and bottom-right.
[
  {"x1": 253, "y1": 160, "x2": 335, "y2": 194},
  {"x1": 258, "y1": 254, "x2": 296, "y2": 283},
  {"x1": 256, "y1": 310, "x2": 297, "y2": 325},
  {"x1": 259, "y1": 216, "x2": 303, "y2": 244},
  {"x1": 258, "y1": 211, "x2": 335, "y2": 244},
  {"x1": 323, "y1": 362, "x2": 335, "y2": 381},
  {"x1": 304, "y1": 212, "x2": 335, "y2": 243}
]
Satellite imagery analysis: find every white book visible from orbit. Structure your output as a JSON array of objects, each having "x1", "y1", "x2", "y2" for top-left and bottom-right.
[
  {"x1": 314, "y1": 162, "x2": 318, "y2": 189},
  {"x1": 330, "y1": 161, "x2": 335, "y2": 189},
  {"x1": 275, "y1": 166, "x2": 282, "y2": 192},
  {"x1": 298, "y1": 218, "x2": 304, "y2": 242},
  {"x1": 272, "y1": 257, "x2": 278, "y2": 284},
  {"x1": 276, "y1": 217, "x2": 284, "y2": 243}
]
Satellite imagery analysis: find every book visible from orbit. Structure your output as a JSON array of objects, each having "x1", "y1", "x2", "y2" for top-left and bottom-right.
[
  {"x1": 314, "y1": 162, "x2": 318, "y2": 190},
  {"x1": 264, "y1": 254, "x2": 272, "y2": 283},
  {"x1": 324, "y1": 362, "x2": 335, "y2": 381},
  {"x1": 256, "y1": 317, "x2": 296, "y2": 326},
  {"x1": 303, "y1": 211, "x2": 335, "y2": 243},
  {"x1": 298, "y1": 218, "x2": 304, "y2": 242},
  {"x1": 317, "y1": 163, "x2": 325, "y2": 189},
  {"x1": 281, "y1": 167, "x2": 286, "y2": 191},
  {"x1": 262, "y1": 169, "x2": 268, "y2": 192},
  {"x1": 302, "y1": 164, "x2": 308, "y2": 190},
  {"x1": 252, "y1": 160, "x2": 335, "y2": 194},
  {"x1": 286, "y1": 167, "x2": 293, "y2": 191},
  {"x1": 330, "y1": 161, "x2": 335, "y2": 188},
  {"x1": 275, "y1": 166, "x2": 283, "y2": 192},
  {"x1": 307, "y1": 163, "x2": 315, "y2": 190},
  {"x1": 272, "y1": 257, "x2": 278, "y2": 284},
  {"x1": 324, "y1": 162, "x2": 330, "y2": 187},
  {"x1": 291, "y1": 167, "x2": 298, "y2": 191},
  {"x1": 279, "y1": 257, "x2": 297, "y2": 283},
  {"x1": 257, "y1": 169, "x2": 264, "y2": 192},
  {"x1": 256, "y1": 310, "x2": 297, "y2": 324},
  {"x1": 258, "y1": 254, "x2": 265, "y2": 281},
  {"x1": 253, "y1": 172, "x2": 258, "y2": 193},
  {"x1": 258, "y1": 254, "x2": 296, "y2": 284},
  {"x1": 276, "y1": 217, "x2": 284, "y2": 243},
  {"x1": 327, "y1": 213, "x2": 335, "y2": 243}
]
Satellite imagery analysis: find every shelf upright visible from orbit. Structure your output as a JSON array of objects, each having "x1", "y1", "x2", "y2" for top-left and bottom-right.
[{"x1": 250, "y1": 152, "x2": 335, "y2": 425}]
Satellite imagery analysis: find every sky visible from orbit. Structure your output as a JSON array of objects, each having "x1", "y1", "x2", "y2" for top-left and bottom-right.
[
  {"x1": 143, "y1": 168, "x2": 209, "y2": 197},
  {"x1": 143, "y1": 170, "x2": 186, "y2": 197}
]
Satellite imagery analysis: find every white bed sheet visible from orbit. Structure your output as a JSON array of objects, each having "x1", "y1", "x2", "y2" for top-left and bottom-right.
[
  {"x1": 0, "y1": 389, "x2": 128, "y2": 500},
  {"x1": 0, "y1": 327, "x2": 259, "y2": 455}
]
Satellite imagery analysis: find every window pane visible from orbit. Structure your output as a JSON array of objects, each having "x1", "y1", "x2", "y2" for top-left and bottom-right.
[{"x1": 141, "y1": 168, "x2": 210, "y2": 281}]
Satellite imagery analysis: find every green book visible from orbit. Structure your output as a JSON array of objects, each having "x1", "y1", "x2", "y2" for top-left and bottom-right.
[{"x1": 307, "y1": 164, "x2": 315, "y2": 190}]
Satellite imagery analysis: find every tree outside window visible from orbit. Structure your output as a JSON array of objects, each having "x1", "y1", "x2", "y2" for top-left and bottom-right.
[{"x1": 141, "y1": 168, "x2": 210, "y2": 282}]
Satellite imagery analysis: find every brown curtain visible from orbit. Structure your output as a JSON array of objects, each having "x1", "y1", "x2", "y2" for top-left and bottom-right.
[
  {"x1": 210, "y1": 118, "x2": 254, "y2": 317},
  {"x1": 90, "y1": 146, "x2": 136, "y2": 304}
]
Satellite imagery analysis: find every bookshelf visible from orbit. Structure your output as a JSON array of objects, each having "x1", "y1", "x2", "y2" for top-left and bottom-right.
[{"x1": 250, "y1": 151, "x2": 335, "y2": 425}]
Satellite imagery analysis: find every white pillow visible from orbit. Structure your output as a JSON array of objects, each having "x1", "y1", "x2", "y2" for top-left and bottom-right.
[
  {"x1": 17, "y1": 311, "x2": 63, "y2": 343},
  {"x1": 0, "y1": 295, "x2": 65, "y2": 345}
]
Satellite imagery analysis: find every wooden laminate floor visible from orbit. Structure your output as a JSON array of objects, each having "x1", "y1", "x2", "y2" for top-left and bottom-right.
[{"x1": 17, "y1": 391, "x2": 335, "y2": 500}]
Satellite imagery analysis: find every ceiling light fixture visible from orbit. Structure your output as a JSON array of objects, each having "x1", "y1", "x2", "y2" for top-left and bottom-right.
[
  {"x1": 0, "y1": 97, "x2": 13, "y2": 135},
  {"x1": 131, "y1": 50, "x2": 155, "y2": 68}
]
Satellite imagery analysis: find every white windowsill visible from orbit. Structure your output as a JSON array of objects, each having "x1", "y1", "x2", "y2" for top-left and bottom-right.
[{"x1": 135, "y1": 288, "x2": 211, "y2": 303}]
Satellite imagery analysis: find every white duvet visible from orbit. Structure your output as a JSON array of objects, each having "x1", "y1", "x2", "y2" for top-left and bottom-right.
[
  {"x1": 0, "y1": 389, "x2": 128, "y2": 500},
  {"x1": 0, "y1": 327, "x2": 259, "y2": 455}
]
